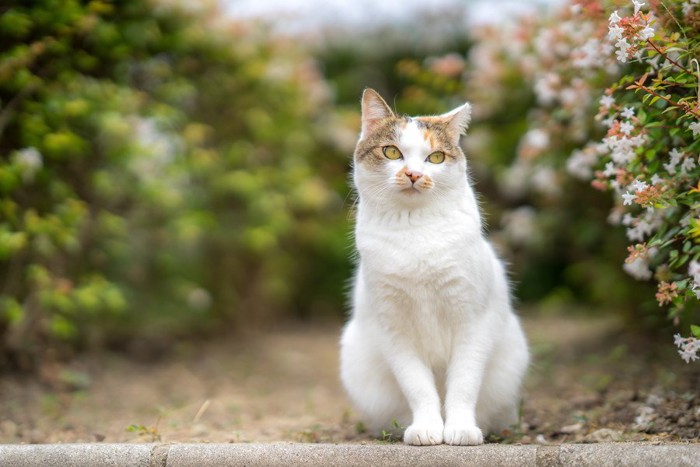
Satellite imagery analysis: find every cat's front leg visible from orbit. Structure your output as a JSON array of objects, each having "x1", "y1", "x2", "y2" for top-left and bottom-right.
[
  {"x1": 443, "y1": 321, "x2": 492, "y2": 446},
  {"x1": 384, "y1": 350, "x2": 444, "y2": 445}
]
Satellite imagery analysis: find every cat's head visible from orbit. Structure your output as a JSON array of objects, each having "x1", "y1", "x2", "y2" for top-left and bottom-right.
[{"x1": 353, "y1": 88, "x2": 472, "y2": 208}]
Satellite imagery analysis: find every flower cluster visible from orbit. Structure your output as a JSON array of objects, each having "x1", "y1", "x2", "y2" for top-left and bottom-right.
[
  {"x1": 608, "y1": 1, "x2": 655, "y2": 62},
  {"x1": 674, "y1": 333, "x2": 700, "y2": 363},
  {"x1": 460, "y1": 0, "x2": 699, "y2": 361},
  {"x1": 593, "y1": 1, "x2": 699, "y2": 351}
]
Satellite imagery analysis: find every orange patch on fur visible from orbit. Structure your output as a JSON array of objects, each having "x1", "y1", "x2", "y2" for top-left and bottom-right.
[{"x1": 422, "y1": 129, "x2": 437, "y2": 150}]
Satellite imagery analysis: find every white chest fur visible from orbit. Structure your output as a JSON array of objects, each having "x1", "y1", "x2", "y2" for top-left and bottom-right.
[{"x1": 354, "y1": 204, "x2": 495, "y2": 364}]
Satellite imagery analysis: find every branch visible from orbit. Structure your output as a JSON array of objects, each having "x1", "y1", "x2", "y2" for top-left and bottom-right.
[{"x1": 646, "y1": 39, "x2": 693, "y2": 75}]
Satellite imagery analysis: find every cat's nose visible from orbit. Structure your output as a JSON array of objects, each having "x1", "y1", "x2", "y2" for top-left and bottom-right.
[{"x1": 405, "y1": 170, "x2": 423, "y2": 183}]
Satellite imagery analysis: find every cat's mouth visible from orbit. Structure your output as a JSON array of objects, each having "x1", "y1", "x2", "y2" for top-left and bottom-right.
[{"x1": 401, "y1": 186, "x2": 423, "y2": 194}]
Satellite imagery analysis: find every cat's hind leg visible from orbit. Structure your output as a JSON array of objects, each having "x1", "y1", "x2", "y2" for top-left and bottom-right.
[
  {"x1": 340, "y1": 319, "x2": 410, "y2": 437},
  {"x1": 476, "y1": 314, "x2": 529, "y2": 436}
]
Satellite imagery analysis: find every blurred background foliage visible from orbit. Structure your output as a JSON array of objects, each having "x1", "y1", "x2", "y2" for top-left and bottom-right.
[
  {"x1": 0, "y1": 0, "x2": 688, "y2": 370},
  {"x1": 0, "y1": 0, "x2": 350, "y2": 368}
]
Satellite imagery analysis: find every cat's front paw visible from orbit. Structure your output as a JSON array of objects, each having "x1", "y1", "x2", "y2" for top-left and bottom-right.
[
  {"x1": 443, "y1": 424, "x2": 483, "y2": 445},
  {"x1": 403, "y1": 423, "x2": 444, "y2": 446}
]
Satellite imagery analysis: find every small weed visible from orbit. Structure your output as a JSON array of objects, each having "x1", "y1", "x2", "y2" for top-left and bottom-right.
[
  {"x1": 379, "y1": 419, "x2": 404, "y2": 443},
  {"x1": 487, "y1": 423, "x2": 528, "y2": 444},
  {"x1": 126, "y1": 417, "x2": 161, "y2": 442},
  {"x1": 380, "y1": 430, "x2": 399, "y2": 443},
  {"x1": 297, "y1": 424, "x2": 330, "y2": 443},
  {"x1": 355, "y1": 421, "x2": 366, "y2": 434}
]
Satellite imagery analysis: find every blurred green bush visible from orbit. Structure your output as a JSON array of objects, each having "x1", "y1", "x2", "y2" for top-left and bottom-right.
[{"x1": 0, "y1": 0, "x2": 350, "y2": 368}]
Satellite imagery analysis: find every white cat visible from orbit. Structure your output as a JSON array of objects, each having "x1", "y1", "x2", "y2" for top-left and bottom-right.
[{"x1": 340, "y1": 89, "x2": 529, "y2": 446}]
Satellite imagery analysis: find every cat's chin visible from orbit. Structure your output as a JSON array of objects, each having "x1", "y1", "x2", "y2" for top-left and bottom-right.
[{"x1": 399, "y1": 186, "x2": 426, "y2": 195}]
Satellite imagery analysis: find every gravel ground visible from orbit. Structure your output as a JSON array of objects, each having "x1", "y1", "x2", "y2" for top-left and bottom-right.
[{"x1": 0, "y1": 313, "x2": 698, "y2": 445}]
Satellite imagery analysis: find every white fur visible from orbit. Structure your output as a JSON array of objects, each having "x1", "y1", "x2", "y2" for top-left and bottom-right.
[{"x1": 340, "y1": 108, "x2": 529, "y2": 446}]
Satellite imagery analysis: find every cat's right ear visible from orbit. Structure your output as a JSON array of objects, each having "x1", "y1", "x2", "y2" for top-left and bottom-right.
[{"x1": 360, "y1": 88, "x2": 394, "y2": 140}]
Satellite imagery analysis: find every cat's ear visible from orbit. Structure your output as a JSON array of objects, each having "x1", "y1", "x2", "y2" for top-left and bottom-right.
[
  {"x1": 440, "y1": 102, "x2": 472, "y2": 139},
  {"x1": 360, "y1": 88, "x2": 394, "y2": 140}
]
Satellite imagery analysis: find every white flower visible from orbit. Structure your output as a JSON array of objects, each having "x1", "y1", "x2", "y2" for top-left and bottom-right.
[
  {"x1": 534, "y1": 73, "x2": 561, "y2": 105},
  {"x1": 650, "y1": 174, "x2": 663, "y2": 185},
  {"x1": 689, "y1": 260, "x2": 700, "y2": 278},
  {"x1": 621, "y1": 107, "x2": 635, "y2": 119},
  {"x1": 670, "y1": 148, "x2": 685, "y2": 164},
  {"x1": 626, "y1": 225, "x2": 645, "y2": 241},
  {"x1": 636, "y1": 218, "x2": 654, "y2": 236},
  {"x1": 623, "y1": 256, "x2": 652, "y2": 280},
  {"x1": 523, "y1": 128, "x2": 550, "y2": 151},
  {"x1": 630, "y1": 179, "x2": 648, "y2": 192},
  {"x1": 622, "y1": 213, "x2": 635, "y2": 226},
  {"x1": 604, "y1": 162, "x2": 617, "y2": 177},
  {"x1": 639, "y1": 26, "x2": 655, "y2": 40},
  {"x1": 681, "y1": 156, "x2": 697, "y2": 174},
  {"x1": 609, "y1": 10, "x2": 622, "y2": 24},
  {"x1": 633, "y1": 0, "x2": 645, "y2": 15},
  {"x1": 616, "y1": 38, "x2": 630, "y2": 51},
  {"x1": 616, "y1": 49, "x2": 628, "y2": 63},
  {"x1": 689, "y1": 259, "x2": 700, "y2": 299},
  {"x1": 532, "y1": 166, "x2": 560, "y2": 197},
  {"x1": 613, "y1": 148, "x2": 635, "y2": 165},
  {"x1": 674, "y1": 333, "x2": 685, "y2": 347},
  {"x1": 629, "y1": 134, "x2": 646, "y2": 148},
  {"x1": 664, "y1": 161, "x2": 677, "y2": 175},
  {"x1": 567, "y1": 149, "x2": 598, "y2": 180},
  {"x1": 13, "y1": 147, "x2": 43, "y2": 182},
  {"x1": 680, "y1": 347, "x2": 699, "y2": 363},
  {"x1": 622, "y1": 191, "x2": 637, "y2": 205},
  {"x1": 676, "y1": 336, "x2": 700, "y2": 363},
  {"x1": 608, "y1": 25, "x2": 624, "y2": 41},
  {"x1": 690, "y1": 121, "x2": 700, "y2": 138},
  {"x1": 620, "y1": 121, "x2": 635, "y2": 135}
]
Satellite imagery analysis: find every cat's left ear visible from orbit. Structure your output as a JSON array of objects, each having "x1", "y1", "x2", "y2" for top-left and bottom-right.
[{"x1": 440, "y1": 102, "x2": 472, "y2": 139}]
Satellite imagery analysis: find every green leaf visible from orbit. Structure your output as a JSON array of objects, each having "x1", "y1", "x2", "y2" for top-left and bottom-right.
[{"x1": 691, "y1": 325, "x2": 700, "y2": 339}]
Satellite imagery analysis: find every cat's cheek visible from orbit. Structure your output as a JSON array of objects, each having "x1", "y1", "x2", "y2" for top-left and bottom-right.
[{"x1": 417, "y1": 175, "x2": 434, "y2": 191}]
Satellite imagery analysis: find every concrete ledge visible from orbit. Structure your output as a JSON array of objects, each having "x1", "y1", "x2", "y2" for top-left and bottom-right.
[
  {"x1": 0, "y1": 442, "x2": 698, "y2": 467},
  {"x1": 0, "y1": 443, "x2": 153, "y2": 467}
]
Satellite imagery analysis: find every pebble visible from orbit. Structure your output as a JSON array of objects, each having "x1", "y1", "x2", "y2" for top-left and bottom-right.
[{"x1": 560, "y1": 422, "x2": 583, "y2": 434}]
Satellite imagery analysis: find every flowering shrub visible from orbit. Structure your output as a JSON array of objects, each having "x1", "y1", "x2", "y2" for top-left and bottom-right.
[
  {"x1": 406, "y1": 0, "x2": 699, "y2": 360},
  {"x1": 579, "y1": 0, "x2": 699, "y2": 362}
]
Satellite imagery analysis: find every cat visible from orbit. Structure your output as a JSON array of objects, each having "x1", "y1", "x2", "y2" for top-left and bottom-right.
[{"x1": 340, "y1": 89, "x2": 529, "y2": 446}]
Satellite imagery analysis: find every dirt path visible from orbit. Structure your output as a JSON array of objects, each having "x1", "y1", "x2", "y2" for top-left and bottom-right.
[{"x1": 1, "y1": 314, "x2": 699, "y2": 444}]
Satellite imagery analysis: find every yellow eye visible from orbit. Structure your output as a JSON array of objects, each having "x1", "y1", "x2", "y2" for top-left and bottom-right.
[
  {"x1": 382, "y1": 145, "x2": 403, "y2": 160},
  {"x1": 426, "y1": 151, "x2": 445, "y2": 164}
]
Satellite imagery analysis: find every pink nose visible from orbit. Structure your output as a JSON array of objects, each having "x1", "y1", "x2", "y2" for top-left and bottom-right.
[{"x1": 405, "y1": 170, "x2": 422, "y2": 183}]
